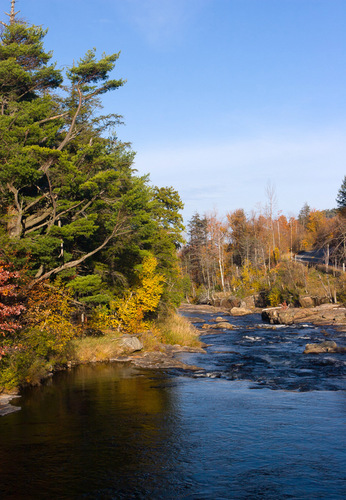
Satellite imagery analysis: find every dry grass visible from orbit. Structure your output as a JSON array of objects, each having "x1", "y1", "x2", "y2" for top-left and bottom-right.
[
  {"x1": 72, "y1": 333, "x2": 123, "y2": 363},
  {"x1": 155, "y1": 311, "x2": 202, "y2": 347},
  {"x1": 72, "y1": 311, "x2": 202, "y2": 362}
]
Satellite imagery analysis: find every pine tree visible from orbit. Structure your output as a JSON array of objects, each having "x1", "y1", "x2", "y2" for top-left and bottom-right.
[
  {"x1": 298, "y1": 203, "x2": 311, "y2": 228},
  {"x1": 0, "y1": 11, "x2": 131, "y2": 284},
  {"x1": 0, "y1": 3, "x2": 185, "y2": 311},
  {"x1": 336, "y1": 176, "x2": 346, "y2": 212}
]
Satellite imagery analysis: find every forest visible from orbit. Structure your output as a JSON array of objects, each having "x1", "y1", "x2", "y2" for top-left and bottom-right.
[
  {"x1": 181, "y1": 189, "x2": 346, "y2": 307},
  {"x1": 0, "y1": 3, "x2": 345, "y2": 390}
]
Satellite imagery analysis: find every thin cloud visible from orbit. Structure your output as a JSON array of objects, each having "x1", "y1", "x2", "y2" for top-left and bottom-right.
[
  {"x1": 120, "y1": 0, "x2": 209, "y2": 47},
  {"x1": 134, "y1": 127, "x2": 346, "y2": 221}
]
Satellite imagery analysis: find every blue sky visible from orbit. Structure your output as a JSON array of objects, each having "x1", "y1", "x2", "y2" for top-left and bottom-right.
[{"x1": 8, "y1": 0, "x2": 346, "y2": 222}]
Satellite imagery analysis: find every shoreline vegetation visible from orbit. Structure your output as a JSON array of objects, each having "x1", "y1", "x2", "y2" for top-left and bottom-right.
[
  {"x1": 0, "y1": 310, "x2": 204, "y2": 415},
  {"x1": 2, "y1": 300, "x2": 345, "y2": 416}
]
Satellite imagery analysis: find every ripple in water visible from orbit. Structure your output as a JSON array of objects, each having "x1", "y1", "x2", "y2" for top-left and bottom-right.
[{"x1": 181, "y1": 310, "x2": 346, "y2": 392}]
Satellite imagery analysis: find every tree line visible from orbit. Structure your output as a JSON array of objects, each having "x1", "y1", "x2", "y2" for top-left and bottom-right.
[{"x1": 180, "y1": 181, "x2": 346, "y2": 306}]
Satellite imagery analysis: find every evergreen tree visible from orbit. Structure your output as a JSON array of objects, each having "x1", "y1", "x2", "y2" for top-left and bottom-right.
[
  {"x1": 181, "y1": 213, "x2": 208, "y2": 286},
  {"x1": 336, "y1": 176, "x2": 346, "y2": 213},
  {"x1": 298, "y1": 203, "x2": 311, "y2": 228},
  {"x1": 0, "y1": 4, "x2": 185, "y2": 308}
]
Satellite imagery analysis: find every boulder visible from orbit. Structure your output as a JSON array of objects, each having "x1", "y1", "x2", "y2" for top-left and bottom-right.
[
  {"x1": 118, "y1": 335, "x2": 143, "y2": 352},
  {"x1": 299, "y1": 296, "x2": 314, "y2": 308},
  {"x1": 231, "y1": 307, "x2": 253, "y2": 316},
  {"x1": 303, "y1": 341, "x2": 346, "y2": 354},
  {"x1": 210, "y1": 321, "x2": 234, "y2": 330},
  {"x1": 220, "y1": 296, "x2": 241, "y2": 308},
  {"x1": 241, "y1": 296, "x2": 256, "y2": 309}
]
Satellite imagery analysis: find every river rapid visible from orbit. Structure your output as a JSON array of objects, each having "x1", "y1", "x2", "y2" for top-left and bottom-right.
[{"x1": 0, "y1": 309, "x2": 345, "y2": 499}]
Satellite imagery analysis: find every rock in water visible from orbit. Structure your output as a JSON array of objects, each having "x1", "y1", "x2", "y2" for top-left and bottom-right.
[
  {"x1": 210, "y1": 322, "x2": 234, "y2": 330},
  {"x1": 303, "y1": 341, "x2": 343, "y2": 354}
]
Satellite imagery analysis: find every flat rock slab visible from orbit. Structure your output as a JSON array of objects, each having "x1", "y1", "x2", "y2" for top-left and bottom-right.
[
  {"x1": 186, "y1": 317, "x2": 206, "y2": 323},
  {"x1": 262, "y1": 304, "x2": 346, "y2": 327},
  {"x1": 0, "y1": 394, "x2": 21, "y2": 417},
  {"x1": 179, "y1": 304, "x2": 229, "y2": 315},
  {"x1": 110, "y1": 344, "x2": 205, "y2": 371},
  {"x1": 129, "y1": 351, "x2": 202, "y2": 370},
  {"x1": 231, "y1": 307, "x2": 254, "y2": 316}
]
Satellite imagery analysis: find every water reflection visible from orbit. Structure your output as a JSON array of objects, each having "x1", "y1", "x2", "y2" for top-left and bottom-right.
[
  {"x1": 0, "y1": 364, "x2": 186, "y2": 499},
  {"x1": 0, "y1": 318, "x2": 345, "y2": 499}
]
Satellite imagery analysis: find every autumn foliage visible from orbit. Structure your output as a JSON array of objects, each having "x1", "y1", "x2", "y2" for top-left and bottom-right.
[
  {"x1": 92, "y1": 255, "x2": 164, "y2": 333},
  {"x1": 181, "y1": 202, "x2": 346, "y2": 306},
  {"x1": 0, "y1": 262, "x2": 25, "y2": 336},
  {"x1": 24, "y1": 282, "x2": 79, "y2": 356}
]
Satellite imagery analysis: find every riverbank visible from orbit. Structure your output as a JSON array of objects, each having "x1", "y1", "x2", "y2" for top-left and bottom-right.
[{"x1": 0, "y1": 310, "x2": 205, "y2": 416}]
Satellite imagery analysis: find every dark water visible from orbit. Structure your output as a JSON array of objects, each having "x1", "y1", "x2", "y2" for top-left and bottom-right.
[{"x1": 0, "y1": 312, "x2": 345, "y2": 499}]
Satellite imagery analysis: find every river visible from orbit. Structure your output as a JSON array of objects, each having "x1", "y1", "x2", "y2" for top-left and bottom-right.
[{"x1": 0, "y1": 309, "x2": 345, "y2": 499}]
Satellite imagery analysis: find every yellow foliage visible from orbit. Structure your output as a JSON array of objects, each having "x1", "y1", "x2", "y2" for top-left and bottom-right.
[
  {"x1": 90, "y1": 305, "x2": 119, "y2": 331},
  {"x1": 273, "y1": 247, "x2": 280, "y2": 263},
  {"x1": 113, "y1": 255, "x2": 164, "y2": 333},
  {"x1": 268, "y1": 288, "x2": 282, "y2": 306},
  {"x1": 25, "y1": 281, "x2": 79, "y2": 354}
]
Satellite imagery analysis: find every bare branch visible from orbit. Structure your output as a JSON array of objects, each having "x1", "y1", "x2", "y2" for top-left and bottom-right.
[
  {"x1": 23, "y1": 193, "x2": 50, "y2": 213},
  {"x1": 36, "y1": 112, "x2": 69, "y2": 125},
  {"x1": 57, "y1": 85, "x2": 83, "y2": 151},
  {"x1": 30, "y1": 214, "x2": 130, "y2": 286},
  {"x1": 1, "y1": 1, "x2": 19, "y2": 26},
  {"x1": 24, "y1": 208, "x2": 53, "y2": 230}
]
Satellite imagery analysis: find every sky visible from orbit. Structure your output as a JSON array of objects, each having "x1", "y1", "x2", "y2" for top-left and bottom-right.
[{"x1": 5, "y1": 0, "x2": 346, "y2": 223}]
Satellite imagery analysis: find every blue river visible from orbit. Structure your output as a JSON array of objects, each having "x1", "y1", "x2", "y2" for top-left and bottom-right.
[{"x1": 0, "y1": 309, "x2": 345, "y2": 499}]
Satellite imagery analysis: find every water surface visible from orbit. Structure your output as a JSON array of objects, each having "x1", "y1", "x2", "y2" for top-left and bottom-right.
[{"x1": 0, "y1": 312, "x2": 345, "y2": 499}]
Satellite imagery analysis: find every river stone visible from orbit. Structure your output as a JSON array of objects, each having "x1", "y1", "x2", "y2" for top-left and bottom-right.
[
  {"x1": 215, "y1": 316, "x2": 225, "y2": 322},
  {"x1": 118, "y1": 335, "x2": 143, "y2": 352},
  {"x1": 210, "y1": 321, "x2": 234, "y2": 330},
  {"x1": 304, "y1": 341, "x2": 338, "y2": 354}
]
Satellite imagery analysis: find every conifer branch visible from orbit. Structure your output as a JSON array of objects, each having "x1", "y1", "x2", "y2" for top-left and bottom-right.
[{"x1": 30, "y1": 213, "x2": 131, "y2": 286}]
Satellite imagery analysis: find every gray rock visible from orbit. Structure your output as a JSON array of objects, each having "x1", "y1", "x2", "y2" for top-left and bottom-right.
[
  {"x1": 303, "y1": 341, "x2": 346, "y2": 354},
  {"x1": 118, "y1": 335, "x2": 143, "y2": 352}
]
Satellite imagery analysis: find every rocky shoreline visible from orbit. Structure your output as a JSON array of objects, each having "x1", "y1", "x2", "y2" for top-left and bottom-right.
[
  {"x1": 0, "y1": 337, "x2": 206, "y2": 417},
  {"x1": 261, "y1": 303, "x2": 346, "y2": 330},
  {"x1": 2, "y1": 301, "x2": 345, "y2": 416}
]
